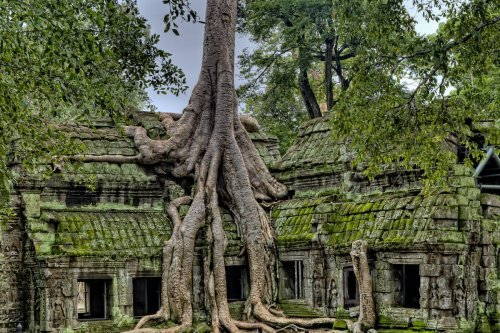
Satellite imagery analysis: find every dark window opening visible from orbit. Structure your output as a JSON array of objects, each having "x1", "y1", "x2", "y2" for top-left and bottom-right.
[
  {"x1": 133, "y1": 277, "x2": 161, "y2": 317},
  {"x1": 393, "y1": 264, "x2": 420, "y2": 308},
  {"x1": 281, "y1": 261, "x2": 304, "y2": 299},
  {"x1": 226, "y1": 266, "x2": 248, "y2": 301},
  {"x1": 77, "y1": 279, "x2": 111, "y2": 320},
  {"x1": 66, "y1": 184, "x2": 102, "y2": 207},
  {"x1": 343, "y1": 267, "x2": 359, "y2": 308}
]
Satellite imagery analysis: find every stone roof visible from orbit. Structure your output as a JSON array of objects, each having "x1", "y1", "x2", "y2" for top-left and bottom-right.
[
  {"x1": 17, "y1": 113, "x2": 275, "y2": 259},
  {"x1": 33, "y1": 209, "x2": 171, "y2": 257},
  {"x1": 273, "y1": 116, "x2": 347, "y2": 185},
  {"x1": 272, "y1": 115, "x2": 422, "y2": 195},
  {"x1": 272, "y1": 186, "x2": 482, "y2": 251}
]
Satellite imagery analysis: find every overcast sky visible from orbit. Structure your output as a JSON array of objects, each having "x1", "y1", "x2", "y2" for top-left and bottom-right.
[
  {"x1": 136, "y1": 1, "x2": 253, "y2": 113},
  {"x1": 136, "y1": 1, "x2": 439, "y2": 113}
]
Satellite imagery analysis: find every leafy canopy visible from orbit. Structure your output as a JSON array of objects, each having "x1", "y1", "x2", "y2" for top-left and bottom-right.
[
  {"x1": 331, "y1": 0, "x2": 499, "y2": 186},
  {"x1": 239, "y1": 0, "x2": 499, "y2": 185},
  {"x1": 238, "y1": 0, "x2": 419, "y2": 151},
  {"x1": 0, "y1": 0, "x2": 187, "y2": 205}
]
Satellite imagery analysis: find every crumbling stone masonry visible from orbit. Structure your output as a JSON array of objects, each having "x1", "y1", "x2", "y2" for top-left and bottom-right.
[{"x1": 1, "y1": 114, "x2": 499, "y2": 332}]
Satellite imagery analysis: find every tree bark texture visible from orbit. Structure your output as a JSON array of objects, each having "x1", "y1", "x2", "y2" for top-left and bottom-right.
[
  {"x1": 121, "y1": 0, "x2": 337, "y2": 332},
  {"x1": 297, "y1": 50, "x2": 322, "y2": 119},
  {"x1": 350, "y1": 240, "x2": 376, "y2": 333},
  {"x1": 325, "y1": 37, "x2": 334, "y2": 112}
]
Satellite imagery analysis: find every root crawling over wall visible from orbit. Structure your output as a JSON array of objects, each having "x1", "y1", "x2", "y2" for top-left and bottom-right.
[{"x1": 350, "y1": 240, "x2": 375, "y2": 333}]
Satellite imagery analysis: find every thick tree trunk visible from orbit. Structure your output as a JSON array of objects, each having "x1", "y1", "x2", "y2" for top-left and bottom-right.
[
  {"x1": 120, "y1": 0, "x2": 338, "y2": 331},
  {"x1": 297, "y1": 46, "x2": 322, "y2": 119},
  {"x1": 350, "y1": 240, "x2": 376, "y2": 333}
]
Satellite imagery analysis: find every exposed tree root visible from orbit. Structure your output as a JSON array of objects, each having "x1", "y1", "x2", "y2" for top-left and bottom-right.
[
  {"x1": 116, "y1": 1, "x2": 343, "y2": 332},
  {"x1": 233, "y1": 320, "x2": 276, "y2": 333},
  {"x1": 349, "y1": 240, "x2": 375, "y2": 333}
]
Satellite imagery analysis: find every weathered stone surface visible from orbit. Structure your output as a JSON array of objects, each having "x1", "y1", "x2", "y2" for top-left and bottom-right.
[{"x1": 0, "y1": 115, "x2": 499, "y2": 332}]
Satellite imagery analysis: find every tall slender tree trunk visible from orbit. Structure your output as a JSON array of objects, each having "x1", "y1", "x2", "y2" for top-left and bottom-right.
[
  {"x1": 298, "y1": 65, "x2": 322, "y2": 119},
  {"x1": 325, "y1": 37, "x2": 334, "y2": 112}
]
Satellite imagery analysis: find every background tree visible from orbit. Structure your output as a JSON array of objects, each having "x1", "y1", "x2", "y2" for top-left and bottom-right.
[
  {"x1": 239, "y1": 0, "x2": 498, "y2": 184},
  {"x1": 238, "y1": 0, "x2": 417, "y2": 114},
  {"x1": 237, "y1": 0, "x2": 418, "y2": 152},
  {"x1": 331, "y1": 0, "x2": 499, "y2": 185},
  {"x1": 0, "y1": 0, "x2": 186, "y2": 211}
]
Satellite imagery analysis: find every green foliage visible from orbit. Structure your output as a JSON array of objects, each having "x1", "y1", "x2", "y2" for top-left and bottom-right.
[
  {"x1": 331, "y1": 0, "x2": 499, "y2": 186},
  {"x1": 162, "y1": 0, "x2": 197, "y2": 35},
  {"x1": 241, "y1": 0, "x2": 498, "y2": 186},
  {"x1": 240, "y1": 81, "x2": 307, "y2": 154},
  {"x1": 238, "y1": 0, "x2": 419, "y2": 152},
  {"x1": 0, "y1": 0, "x2": 187, "y2": 204}
]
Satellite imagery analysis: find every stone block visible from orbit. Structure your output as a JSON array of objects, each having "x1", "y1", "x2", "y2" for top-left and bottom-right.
[
  {"x1": 441, "y1": 256, "x2": 458, "y2": 265},
  {"x1": 456, "y1": 194, "x2": 469, "y2": 206},
  {"x1": 481, "y1": 255, "x2": 495, "y2": 268},
  {"x1": 420, "y1": 264, "x2": 442, "y2": 277},
  {"x1": 439, "y1": 296, "x2": 453, "y2": 310},
  {"x1": 378, "y1": 314, "x2": 410, "y2": 328},
  {"x1": 377, "y1": 293, "x2": 394, "y2": 306},
  {"x1": 481, "y1": 194, "x2": 500, "y2": 208},
  {"x1": 414, "y1": 207, "x2": 430, "y2": 219},
  {"x1": 375, "y1": 276, "x2": 392, "y2": 293},
  {"x1": 431, "y1": 219, "x2": 458, "y2": 230},
  {"x1": 457, "y1": 187, "x2": 481, "y2": 200},
  {"x1": 492, "y1": 231, "x2": 500, "y2": 245},
  {"x1": 437, "y1": 317, "x2": 458, "y2": 330},
  {"x1": 459, "y1": 206, "x2": 482, "y2": 220},
  {"x1": 483, "y1": 245, "x2": 496, "y2": 256},
  {"x1": 22, "y1": 193, "x2": 41, "y2": 218},
  {"x1": 481, "y1": 232, "x2": 492, "y2": 245}
]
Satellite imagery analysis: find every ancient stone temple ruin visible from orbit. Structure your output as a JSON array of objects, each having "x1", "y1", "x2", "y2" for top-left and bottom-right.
[{"x1": 1, "y1": 114, "x2": 499, "y2": 332}]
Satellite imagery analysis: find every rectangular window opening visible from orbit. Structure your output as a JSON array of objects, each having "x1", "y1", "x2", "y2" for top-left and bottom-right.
[
  {"x1": 281, "y1": 261, "x2": 304, "y2": 300},
  {"x1": 393, "y1": 264, "x2": 420, "y2": 308},
  {"x1": 77, "y1": 279, "x2": 111, "y2": 320},
  {"x1": 133, "y1": 277, "x2": 161, "y2": 317},
  {"x1": 343, "y1": 267, "x2": 360, "y2": 308},
  {"x1": 226, "y1": 266, "x2": 248, "y2": 301}
]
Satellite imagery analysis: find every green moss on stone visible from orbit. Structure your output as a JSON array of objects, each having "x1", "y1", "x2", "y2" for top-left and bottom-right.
[{"x1": 333, "y1": 319, "x2": 348, "y2": 330}]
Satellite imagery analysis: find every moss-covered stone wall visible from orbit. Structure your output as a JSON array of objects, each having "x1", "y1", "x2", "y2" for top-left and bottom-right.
[{"x1": 1, "y1": 113, "x2": 499, "y2": 332}]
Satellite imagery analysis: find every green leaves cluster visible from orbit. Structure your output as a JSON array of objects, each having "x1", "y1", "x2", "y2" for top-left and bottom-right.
[
  {"x1": 332, "y1": 0, "x2": 499, "y2": 185},
  {"x1": 162, "y1": 0, "x2": 197, "y2": 35},
  {"x1": 0, "y1": 0, "x2": 187, "y2": 204},
  {"x1": 238, "y1": 0, "x2": 419, "y2": 152},
  {"x1": 239, "y1": 0, "x2": 498, "y2": 186}
]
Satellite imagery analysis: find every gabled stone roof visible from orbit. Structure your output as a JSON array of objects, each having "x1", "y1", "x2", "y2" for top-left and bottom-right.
[
  {"x1": 273, "y1": 116, "x2": 347, "y2": 186},
  {"x1": 272, "y1": 190, "x2": 480, "y2": 250}
]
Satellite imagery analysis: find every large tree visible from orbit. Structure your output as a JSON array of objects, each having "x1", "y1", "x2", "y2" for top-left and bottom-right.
[
  {"x1": 0, "y1": 0, "x2": 185, "y2": 212},
  {"x1": 238, "y1": 0, "x2": 417, "y2": 118},
  {"x1": 122, "y1": 0, "x2": 496, "y2": 330},
  {"x1": 119, "y1": 0, "x2": 341, "y2": 332}
]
